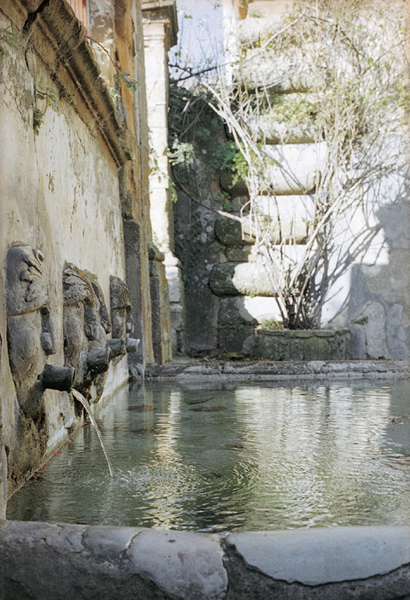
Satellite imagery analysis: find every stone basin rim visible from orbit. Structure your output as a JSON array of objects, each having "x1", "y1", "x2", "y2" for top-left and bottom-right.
[{"x1": 1, "y1": 521, "x2": 410, "y2": 599}]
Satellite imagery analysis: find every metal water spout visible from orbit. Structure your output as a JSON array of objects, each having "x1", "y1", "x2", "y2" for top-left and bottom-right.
[
  {"x1": 86, "y1": 347, "x2": 111, "y2": 377},
  {"x1": 126, "y1": 338, "x2": 140, "y2": 353},
  {"x1": 39, "y1": 364, "x2": 75, "y2": 392}
]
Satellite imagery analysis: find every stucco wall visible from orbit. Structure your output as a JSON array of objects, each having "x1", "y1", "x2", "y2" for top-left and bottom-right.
[
  {"x1": 0, "y1": 1, "x2": 130, "y2": 503},
  {"x1": 0, "y1": 0, "x2": 174, "y2": 510}
]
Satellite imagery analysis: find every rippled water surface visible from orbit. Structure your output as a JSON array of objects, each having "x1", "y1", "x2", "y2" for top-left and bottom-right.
[{"x1": 7, "y1": 380, "x2": 410, "y2": 532}]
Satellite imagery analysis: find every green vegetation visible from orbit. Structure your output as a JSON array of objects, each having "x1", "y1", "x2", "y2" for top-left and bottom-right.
[
  {"x1": 86, "y1": 35, "x2": 138, "y2": 91},
  {"x1": 0, "y1": 27, "x2": 15, "y2": 60},
  {"x1": 168, "y1": 81, "x2": 247, "y2": 209},
  {"x1": 260, "y1": 318, "x2": 284, "y2": 330},
  {"x1": 33, "y1": 86, "x2": 57, "y2": 135}
]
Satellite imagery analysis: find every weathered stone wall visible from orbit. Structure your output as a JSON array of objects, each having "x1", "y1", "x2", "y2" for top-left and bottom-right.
[
  {"x1": 0, "y1": 0, "x2": 174, "y2": 511},
  {"x1": 173, "y1": 0, "x2": 410, "y2": 361}
]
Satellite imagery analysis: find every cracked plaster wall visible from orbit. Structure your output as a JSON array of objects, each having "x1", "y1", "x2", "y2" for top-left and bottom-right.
[{"x1": 0, "y1": 0, "x2": 158, "y2": 509}]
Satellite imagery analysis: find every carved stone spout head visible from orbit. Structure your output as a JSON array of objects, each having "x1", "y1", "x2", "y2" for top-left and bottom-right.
[
  {"x1": 63, "y1": 264, "x2": 111, "y2": 394},
  {"x1": 110, "y1": 276, "x2": 134, "y2": 339},
  {"x1": 6, "y1": 244, "x2": 57, "y2": 417},
  {"x1": 109, "y1": 276, "x2": 136, "y2": 364}
]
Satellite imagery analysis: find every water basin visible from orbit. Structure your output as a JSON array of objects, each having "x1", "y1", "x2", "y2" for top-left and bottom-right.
[{"x1": 7, "y1": 380, "x2": 410, "y2": 532}]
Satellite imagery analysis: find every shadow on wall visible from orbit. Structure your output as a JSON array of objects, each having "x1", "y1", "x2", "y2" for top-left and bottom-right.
[{"x1": 349, "y1": 199, "x2": 410, "y2": 360}]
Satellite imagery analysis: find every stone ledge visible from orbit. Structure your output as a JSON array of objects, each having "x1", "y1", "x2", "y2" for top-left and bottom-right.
[
  {"x1": 226, "y1": 527, "x2": 410, "y2": 586},
  {"x1": 1, "y1": 521, "x2": 410, "y2": 599},
  {"x1": 145, "y1": 359, "x2": 410, "y2": 381},
  {"x1": 255, "y1": 328, "x2": 351, "y2": 361},
  {"x1": 142, "y1": 0, "x2": 178, "y2": 49}
]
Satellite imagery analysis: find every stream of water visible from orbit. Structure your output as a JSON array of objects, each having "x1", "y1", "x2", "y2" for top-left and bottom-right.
[
  {"x1": 7, "y1": 380, "x2": 410, "y2": 532},
  {"x1": 71, "y1": 389, "x2": 114, "y2": 478}
]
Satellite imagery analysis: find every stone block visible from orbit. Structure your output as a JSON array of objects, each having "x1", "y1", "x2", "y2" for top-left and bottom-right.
[
  {"x1": 361, "y1": 301, "x2": 388, "y2": 359},
  {"x1": 262, "y1": 143, "x2": 327, "y2": 195},
  {"x1": 166, "y1": 264, "x2": 183, "y2": 303},
  {"x1": 226, "y1": 247, "x2": 252, "y2": 262},
  {"x1": 218, "y1": 324, "x2": 256, "y2": 354},
  {"x1": 242, "y1": 296, "x2": 282, "y2": 324},
  {"x1": 216, "y1": 195, "x2": 312, "y2": 247},
  {"x1": 214, "y1": 217, "x2": 253, "y2": 246},
  {"x1": 226, "y1": 526, "x2": 410, "y2": 586},
  {"x1": 250, "y1": 195, "x2": 314, "y2": 244},
  {"x1": 245, "y1": 111, "x2": 317, "y2": 144},
  {"x1": 127, "y1": 529, "x2": 228, "y2": 600},
  {"x1": 170, "y1": 303, "x2": 184, "y2": 328},
  {"x1": 255, "y1": 329, "x2": 351, "y2": 361},
  {"x1": 219, "y1": 296, "x2": 279, "y2": 327},
  {"x1": 209, "y1": 262, "x2": 278, "y2": 297},
  {"x1": 218, "y1": 297, "x2": 256, "y2": 327},
  {"x1": 230, "y1": 196, "x2": 251, "y2": 213},
  {"x1": 236, "y1": 47, "x2": 324, "y2": 94},
  {"x1": 220, "y1": 171, "x2": 249, "y2": 197},
  {"x1": 350, "y1": 324, "x2": 367, "y2": 360}
]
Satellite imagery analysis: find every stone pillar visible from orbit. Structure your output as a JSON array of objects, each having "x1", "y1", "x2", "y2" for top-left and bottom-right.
[
  {"x1": 148, "y1": 245, "x2": 172, "y2": 364},
  {"x1": 114, "y1": 0, "x2": 156, "y2": 367},
  {"x1": 142, "y1": 1, "x2": 185, "y2": 356}
]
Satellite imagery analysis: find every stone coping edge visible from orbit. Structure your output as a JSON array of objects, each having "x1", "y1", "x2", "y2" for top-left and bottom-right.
[
  {"x1": 145, "y1": 359, "x2": 410, "y2": 382},
  {"x1": 1, "y1": 521, "x2": 410, "y2": 599},
  {"x1": 7, "y1": 0, "x2": 131, "y2": 168}
]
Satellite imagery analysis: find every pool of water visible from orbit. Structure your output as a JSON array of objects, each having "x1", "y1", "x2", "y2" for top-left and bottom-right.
[{"x1": 7, "y1": 380, "x2": 410, "y2": 533}]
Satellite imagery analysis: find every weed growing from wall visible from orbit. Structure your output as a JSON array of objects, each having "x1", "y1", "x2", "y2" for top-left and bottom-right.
[
  {"x1": 0, "y1": 27, "x2": 15, "y2": 60},
  {"x1": 33, "y1": 86, "x2": 56, "y2": 135}
]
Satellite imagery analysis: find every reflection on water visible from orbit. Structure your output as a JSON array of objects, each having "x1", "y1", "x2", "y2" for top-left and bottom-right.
[{"x1": 7, "y1": 380, "x2": 410, "y2": 532}]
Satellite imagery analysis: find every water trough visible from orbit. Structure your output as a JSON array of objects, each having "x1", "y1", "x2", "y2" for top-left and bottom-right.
[{"x1": 3, "y1": 360, "x2": 410, "y2": 600}]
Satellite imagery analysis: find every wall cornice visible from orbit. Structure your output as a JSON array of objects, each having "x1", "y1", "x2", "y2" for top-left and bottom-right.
[{"x1": 3, "y1": 0, "x2": 131, "y2": 168}]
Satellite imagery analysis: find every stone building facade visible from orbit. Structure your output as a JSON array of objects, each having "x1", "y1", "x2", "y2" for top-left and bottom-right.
[
  {"x1": 173, "y1": 0, "x2": 410, "y2": 361},
  {"x1": 0, "y1": 0, "x2": 177, "y2": 515}
]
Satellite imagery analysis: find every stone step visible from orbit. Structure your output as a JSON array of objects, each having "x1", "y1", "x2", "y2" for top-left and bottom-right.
[
  {"x1": 209, "y1": 261, "x2": 279, "y2": 297},
  {"x1": 237, "y1": 12, "x2": 288, "y2": 49},
  {"x1": 209, "y1": 245, "x2": 309, "y2": 297},
  {"x1": 235, "y1": 48, "x2": 322, "y2": 94},
  {"x1": 219, "y1": 295, "x2": 283, "y2": 326},
  {"x1": 246, "y1": 194, "x2": 314, "y2": 244},
  {"x1": 248, "y1": 116, "x2": 316, "y2": 145},
  {"x1": 260, "y1": 142, "x2": 327, "y2": 195},
  {"x1": 216, "y1": 193, "x2": 313, "y2": 247}
]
